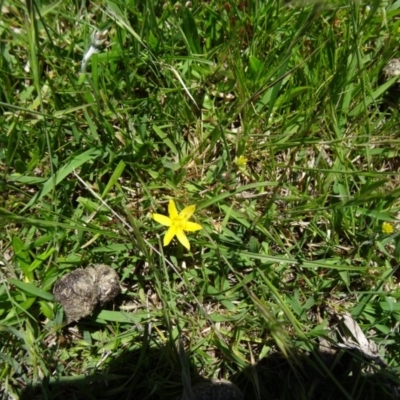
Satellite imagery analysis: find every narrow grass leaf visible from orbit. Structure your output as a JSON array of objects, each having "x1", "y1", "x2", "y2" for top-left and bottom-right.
[
  {"x1": 53, "y1": 103, "x2": 95, "y2": 117},
  {"x1": 0, "y1": 209, "x2": 120, "y2": 238},
  {"x1": 8, "y1": 278, "x2": 54, "y2": 301},
  {"x1": 348, "y1": 76, "x2": 399, "y2": 117},
  {"x1": 39, "y1": 301, "x2": 54, "y2": 319},
  {"x1": 236, "y1": 250, "x2": 369, "y2": 271},
  {"x1": 95, "y1": 310, "x2": 156, "y2": 323},
  {"x1": 23, "y1": 148, "x2": 102, "y2": 210},
  {"x1": 105, "y1": 1, "x2": 147, "y2": 48},
  {"x1": 12, "y1": 236, "x2": 33, "y2": 282},
  {"x1": 152, "y1": 125, "x2": 178, "y2": 154},
  {"x1": 101, "y1": 160, "x2": 126, "y2": 198},
  {"x1": 198, "y1": 181, "x2": 277, "y2": 210},
  {"x1": 182, "y1": 8, "x2": 201, "y2": 54},
  {"x1": 28, "y1": 247, "x2": 56, "y2": 272}
]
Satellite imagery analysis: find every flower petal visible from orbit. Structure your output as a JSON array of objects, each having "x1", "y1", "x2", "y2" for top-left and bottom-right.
[
  {"x1": 183, "y1": 221, "x2": 202, "y2": 232},
  {"x1": 180, "y1": 204, "x2": 196, "y2": 220},
  {"x1": 152, "y1": 213, "x2": 172, "y2": 226},
  {"x1": 176, "y1": 229, "x2": 190, "y2": 250},
  {"x1": 168, "y1": 199, "x2": 178, "y2": 219},
  {"x1": 163, "y1": 226, "x2": 177, "y2": 246}
]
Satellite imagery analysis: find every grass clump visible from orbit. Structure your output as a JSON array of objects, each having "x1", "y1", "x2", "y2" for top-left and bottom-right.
[{"x1": 1, "y1": 1, "x2": 400, "y2": 399}]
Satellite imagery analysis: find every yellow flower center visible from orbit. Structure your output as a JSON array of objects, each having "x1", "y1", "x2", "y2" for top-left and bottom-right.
[{"x1": 172, "y1": 217, "x2": 185, "y2": 230}]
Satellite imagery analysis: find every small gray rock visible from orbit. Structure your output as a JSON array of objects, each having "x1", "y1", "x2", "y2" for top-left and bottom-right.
[
  {"x1": 383, "y1": 58, "x2": 400, "y2": 91},
  {"x1": 53, "y1": 264, "x2": 119, "y2": 323},
  {"x1": 94, "y1": 264, "x2": 120, "y2": 305}
]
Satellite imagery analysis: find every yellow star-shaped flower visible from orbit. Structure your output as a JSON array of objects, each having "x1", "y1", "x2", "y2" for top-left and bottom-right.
[{"x1": 152, "y1": 199, "x2": 202, "y2": 250}]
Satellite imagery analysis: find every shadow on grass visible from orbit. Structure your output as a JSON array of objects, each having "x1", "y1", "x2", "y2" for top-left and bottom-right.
[
  {"x1": 19, "y1": 322, "x2": 190, "y2": 400},
  {"x1": 19, "y1": 327, "x2": 400, "y2": 400},
  {"x1": 234, "y1": 346, "x2": 400, "y2": 400}
]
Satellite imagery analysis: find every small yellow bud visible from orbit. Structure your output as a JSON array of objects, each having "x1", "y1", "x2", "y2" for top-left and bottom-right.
[
  {"x1": 382, "y1": 222, "x2": 394, "y2": 234},
  {"x1": 234, "y1": 155, "x2": 248, "y2": 171}
]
